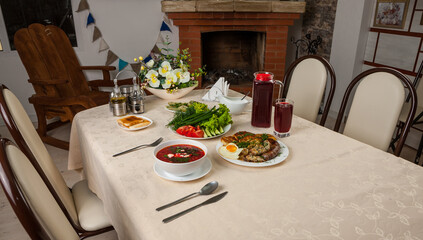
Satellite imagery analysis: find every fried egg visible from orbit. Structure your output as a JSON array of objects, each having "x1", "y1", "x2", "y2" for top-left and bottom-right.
[{"x1": 219, "y1": 143, "x2": 244, "y2": 160}]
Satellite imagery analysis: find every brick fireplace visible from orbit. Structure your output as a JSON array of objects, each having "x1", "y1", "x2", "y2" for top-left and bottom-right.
[{"x1": 162, "y1": 1, "x2": 305, "y2": 93}]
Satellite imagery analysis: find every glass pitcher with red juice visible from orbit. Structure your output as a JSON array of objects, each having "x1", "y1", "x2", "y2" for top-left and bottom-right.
[{"x1": 251, "y1": 72, "x2": 283, "y2": 128}]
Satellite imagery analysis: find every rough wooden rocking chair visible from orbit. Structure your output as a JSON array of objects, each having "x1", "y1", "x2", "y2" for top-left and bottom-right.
[{"x1": 14, "y1": 23, "x2": 131, "y2": 150}]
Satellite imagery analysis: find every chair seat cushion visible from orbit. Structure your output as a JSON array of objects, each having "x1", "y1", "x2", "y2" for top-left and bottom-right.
[{"x1": 72, "y1": 180, "x2": 112, "y2": 231}]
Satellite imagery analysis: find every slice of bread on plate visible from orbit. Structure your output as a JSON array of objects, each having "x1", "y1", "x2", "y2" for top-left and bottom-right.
[{"x1": 117, "y1": 116, "x2": 151, "y2": 129}]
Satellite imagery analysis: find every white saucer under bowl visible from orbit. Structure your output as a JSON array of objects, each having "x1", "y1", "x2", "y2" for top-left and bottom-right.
[{"x1": 154, "y1": 158, "x2": 212, "y2": 182}]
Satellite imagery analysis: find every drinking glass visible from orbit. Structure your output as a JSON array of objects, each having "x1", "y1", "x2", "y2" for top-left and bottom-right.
[{"x1": 274, "y1": 98, "x2": 294, "y2": 138}]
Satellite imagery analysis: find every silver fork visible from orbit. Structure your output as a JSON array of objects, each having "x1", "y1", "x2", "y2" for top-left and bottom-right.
[{"x1": 112, "y1": 137, "x2": 163, "y2": 157}]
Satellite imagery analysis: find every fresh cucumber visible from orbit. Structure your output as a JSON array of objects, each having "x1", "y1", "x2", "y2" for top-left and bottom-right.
[
  {"x1": 203, "y1": 128, "x2": 210, "y2": 138},
  {"x1": 205, "y1": 128, "x2": 212, "y2": 137}
]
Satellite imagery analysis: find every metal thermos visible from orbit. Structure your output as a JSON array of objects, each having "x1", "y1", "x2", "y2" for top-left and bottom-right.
[
  {"x1": 120, "y1": 85, "x2": 133, "y2": 112},
  {"x1": 129, "y1": 95, "x2": 145, "y2": 114},
  {"x1": 111, "y1": 102, "x2": 127, "y2": 116}
]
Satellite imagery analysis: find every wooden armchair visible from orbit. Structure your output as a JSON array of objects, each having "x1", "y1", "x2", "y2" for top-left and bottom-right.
[{"x1": 14, "y1": 23, "x2": 131, "y2": 150}]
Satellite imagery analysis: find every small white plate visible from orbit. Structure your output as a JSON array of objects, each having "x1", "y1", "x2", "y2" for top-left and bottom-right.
[
  {"x1": 116, "y1": 115, "x2": 153, "y2": 131},
  {"x1": 170, "y1": 124, "x2": 231, "y2": 140},
  {"x1": 154, "y1": 158, "x2": 212, "y2": 182},
  {"x1": 164, "y1": 106, "x2": 177, "y2": 113},
  {"x1": 215, "y1": 141, "x2": 289, "y2": 167}
]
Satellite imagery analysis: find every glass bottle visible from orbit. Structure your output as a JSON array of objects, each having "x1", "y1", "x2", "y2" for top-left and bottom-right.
[
  {"x1": 110, "y1": 78, "x2": 127, "y2": 116},
  {"x1": 251, "y1": 72, "x2": 283, "y2": 128},
  {"x1": 129, "y1": 76, "x2": 145, "y2": 114}
]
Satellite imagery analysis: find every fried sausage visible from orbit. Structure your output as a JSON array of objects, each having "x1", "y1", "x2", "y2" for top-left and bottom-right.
[{"x1": 262, "y1": 141, "x2": 281, "y2": 161}]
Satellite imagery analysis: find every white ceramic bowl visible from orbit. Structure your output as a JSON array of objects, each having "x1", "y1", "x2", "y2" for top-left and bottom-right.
[
  {"x1": 218, "y1": 95, "x2": 249, "y2": 114},
  {"x1": 154, "y1": 139, "x2": 208, "y2": 176}
]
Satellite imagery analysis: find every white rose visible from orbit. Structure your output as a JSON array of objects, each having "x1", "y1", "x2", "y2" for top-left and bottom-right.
[
  {"x1": 179, "y1": 72, "x2": 191, "y2": 83},
  {"x1": 159, "y1": 61, "x2": 172, "y2": 77},
  {"x1": 145, "y1": 70, "x2": 160, "y2": 88},
  {"x1": 146, "y1": 59, "x2": 154, "y2": 68},
  {"x1": 162, "y1": 72, "x2": 177, "y2": 89}
]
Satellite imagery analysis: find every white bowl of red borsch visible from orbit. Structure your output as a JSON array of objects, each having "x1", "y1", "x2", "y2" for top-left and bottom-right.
[{"x1": 154, "y1": 139, "x2": 208, "y2": 176}]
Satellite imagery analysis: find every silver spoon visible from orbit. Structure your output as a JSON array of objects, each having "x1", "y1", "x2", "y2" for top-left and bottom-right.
[
  {"x1": 156, "y1": 181, "x2": 219, "y2": 211},
  {"x1": 241, "y1": 91, "x2": 250, "y2": 100}
]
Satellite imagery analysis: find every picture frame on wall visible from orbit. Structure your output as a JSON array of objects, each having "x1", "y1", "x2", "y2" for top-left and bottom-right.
[{"x1": 373, "y1": 0, "x2": 409, "y2": 29}]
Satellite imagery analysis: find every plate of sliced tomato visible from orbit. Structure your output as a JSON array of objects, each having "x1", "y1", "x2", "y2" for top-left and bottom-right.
[{"x1": 171, "y1": 124, "x2": 231, "y2": 139}]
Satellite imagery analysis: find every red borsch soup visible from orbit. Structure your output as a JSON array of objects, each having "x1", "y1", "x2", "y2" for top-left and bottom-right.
[{"x1": 156, "y1": 144, "x2": 205, "y2": 163}]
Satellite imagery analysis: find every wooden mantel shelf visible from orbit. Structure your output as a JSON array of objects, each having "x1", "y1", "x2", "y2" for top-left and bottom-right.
[{"x1": 162, "y1": 1, "x2": 306, "y2": 13}]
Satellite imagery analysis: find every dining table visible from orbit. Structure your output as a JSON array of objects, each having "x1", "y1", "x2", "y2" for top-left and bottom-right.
[{"x1": 68, "y1": 89, "x2": 423, "y2": 240}]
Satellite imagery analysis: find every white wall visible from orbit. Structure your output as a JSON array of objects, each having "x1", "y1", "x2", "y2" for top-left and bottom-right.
[
  {"x1": 329, "y1": 0, "x2": 375, "y2": 115},
  {"x1": 0, "y1": 0, "x2": 178, "y2": 123}
]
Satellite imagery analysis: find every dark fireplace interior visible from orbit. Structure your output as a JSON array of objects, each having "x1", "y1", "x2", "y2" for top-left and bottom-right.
[{"x1": 201, "y1": 31, "x2": 266, "y2": 88}]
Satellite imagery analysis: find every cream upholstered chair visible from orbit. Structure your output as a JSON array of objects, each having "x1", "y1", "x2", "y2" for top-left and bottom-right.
[
  {"x1": 283, "y1": 55, "x2": 336, "y2": 126},
  {"x1": 0, "y1": 85, "x2": 113, "y2": 237},
  {"x1": 334, "y1": 68, "x2": 417, "y2": 157},
  {"x1": 0, "y1": 138, "x2": 79, "y2": 239},
  {"x1": 391, "y1": 60, "x2": 423, "y2": 163}
]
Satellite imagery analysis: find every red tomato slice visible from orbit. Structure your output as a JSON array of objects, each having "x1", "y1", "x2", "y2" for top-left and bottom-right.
[
  {"x1": 177, "y1": 125, "x2": 203, "y2": 138},
  {"x1": 192, "y1": 129, "x2": 204, "y2": 138}
]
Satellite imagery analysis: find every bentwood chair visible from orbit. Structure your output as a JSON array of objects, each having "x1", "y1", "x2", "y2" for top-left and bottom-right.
[
  {"x1": 0, "y1": 138, "x2": 102, "y2": 239},
  {"x1": 334, "y1": 68, "x2": 417, "y2": 157},
  {"x1": 0, "y1": 85, "x2": 113, "y2": 238},
  {"x1": 391, "y1": 60, "x2": 423, "y2": 164},
  {"x1": 283, "y1": 55, "x2": 336, "y2": 126}
]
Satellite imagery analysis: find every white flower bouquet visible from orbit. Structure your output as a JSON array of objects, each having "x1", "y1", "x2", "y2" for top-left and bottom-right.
[{"x1": 135, "y1": 42, "x2": 206, "y2": 93}]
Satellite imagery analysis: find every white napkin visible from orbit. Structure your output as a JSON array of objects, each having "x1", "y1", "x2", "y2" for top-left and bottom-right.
[{"x1": 202, "y1": 77, "x2": 229, "y2": 101}]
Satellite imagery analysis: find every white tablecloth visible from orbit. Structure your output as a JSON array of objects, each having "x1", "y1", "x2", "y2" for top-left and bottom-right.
[{"x1": 68, "y1": 90, "x2": 423, "y2": 240}]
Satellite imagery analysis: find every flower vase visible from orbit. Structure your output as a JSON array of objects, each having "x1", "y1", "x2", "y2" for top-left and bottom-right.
[{"x1": 146, "y1": 82, "x2": 198, "y2": 100}]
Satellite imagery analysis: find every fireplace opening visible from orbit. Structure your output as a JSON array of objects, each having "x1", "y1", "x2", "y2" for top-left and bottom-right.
[{"x1": 201, "y1": 31, "x2": 266, "y2": 89}]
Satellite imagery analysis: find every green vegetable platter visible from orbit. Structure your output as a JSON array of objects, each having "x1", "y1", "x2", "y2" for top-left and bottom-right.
[
  {"x1": 165, "y1": 101, "x2": 204, "y2": 113},
  {"x1": 167, "y1": 101, "x2": 233, "y2": 139}
]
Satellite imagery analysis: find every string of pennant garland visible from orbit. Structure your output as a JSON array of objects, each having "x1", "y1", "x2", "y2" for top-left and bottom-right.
[{"x1": 76, "y1": 0, "x2": 173, "y2": 72}]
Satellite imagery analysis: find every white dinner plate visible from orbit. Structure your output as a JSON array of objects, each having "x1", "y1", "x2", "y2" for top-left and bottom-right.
[
  {"x1": 164, "y1": 106, "x2": 177, "y2": 113},
  {"x1": 170, "y1": 124, "x2": 231, "y2": 140},
  {"x1": 215, "y1": 140, "x2": 289, "y2": 167},
  {"x1": 154, "y1": 158, "x2": 212, "y2": 182},
  {"x1": 116, "y1": 115, "x2": 153, "y2": 131}
]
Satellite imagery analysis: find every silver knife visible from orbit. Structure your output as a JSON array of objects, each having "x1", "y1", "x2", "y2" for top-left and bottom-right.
[{"x1": 162, "y1": 191, "x2": 228, "y2": 223}]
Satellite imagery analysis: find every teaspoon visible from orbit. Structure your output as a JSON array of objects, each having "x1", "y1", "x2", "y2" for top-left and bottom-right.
[
  {"x1": 156, "y1": 181, "x2": 219, "y2": 211},
  {"x1": 241, "y1": 91, "x2": 250, "y2": 100}
]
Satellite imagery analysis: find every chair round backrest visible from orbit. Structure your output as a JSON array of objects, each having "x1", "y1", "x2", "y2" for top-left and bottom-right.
[
  {"x1": 286, "y1": 58, "x2": 327, "y2": 122},
  {"x1": 335, "y1": 68, "x2": 417, "y2": 156},
  {"x1": 284, "y1": 55, "x2": 336, "y2": 126},
  {"x1": 0, "y1": 140, "x2": 79, "y2": 240},
  {"x1": 0, "y1": 87, "x2": 79, "y2": 225}
]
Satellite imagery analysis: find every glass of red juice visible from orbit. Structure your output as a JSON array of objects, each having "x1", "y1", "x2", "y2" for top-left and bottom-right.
[{"x1": 274, "y1": 98, "x2": 294, "y2": 138}]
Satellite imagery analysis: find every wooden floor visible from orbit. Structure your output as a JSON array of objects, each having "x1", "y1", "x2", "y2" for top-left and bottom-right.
[{"x1": 0, "y1": 117, "x2": 420, "y2": 239}]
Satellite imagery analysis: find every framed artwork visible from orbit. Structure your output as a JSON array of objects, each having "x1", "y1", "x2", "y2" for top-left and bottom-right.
[{"x1": 373, "y1": 0, "x2": 409, "y2": 29}]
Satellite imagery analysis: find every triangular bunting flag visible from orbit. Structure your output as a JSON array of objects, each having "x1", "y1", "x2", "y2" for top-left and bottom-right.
[
  {"x1": 163, "y1": 14, "x2": 172, "y2": 27},
  {"x1": 130, "y1": 63, "x2": 142, "y2": 74},
  {"x1": 143, "y1": 55, "x2": 152, "y2": 63},
  {"x1": 160, "y1": 21, "x2": 172, "y2": 32},
  {"x1": 93, "y1": 26, "x2": 101, "y2": 42},
  {"x1": 119, "y1": 59, "x2": 129, "y2": 71},
  {"x1": 87, "y1": 13, "x2": 95, "y2": 26},
  {"x1": 76, "y1": 0, "x2": 89, "y2": 12},
  {"x1": 98, "y1": 38, "x2": 109, "y2": 52},
  {"x1": 156, "y1": 33, "x2": 165, "y2": 45},
  {"x1": 106, "y1": 50, "x2": 118, "y2": 66},
  {"x1": 152, "y1": 45, "x2": 161, "y2": 54}
]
